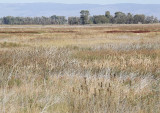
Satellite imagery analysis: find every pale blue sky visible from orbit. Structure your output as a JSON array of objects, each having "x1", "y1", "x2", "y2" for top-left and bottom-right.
[{"x1": 0, "y1": 0, "x2": 160, "y2": 4}]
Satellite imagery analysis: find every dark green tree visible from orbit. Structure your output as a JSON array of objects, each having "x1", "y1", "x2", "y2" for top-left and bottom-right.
[
  {"x1": 68, "y1": 17, "x2": 80, "y2": 25},
  {"x1": 114, "y1": 12, "x2": 127, "y2": 24},
  {"x1": 133, "y1": 14, "x2": 145, "y2": 24},
  {"x1": 80, "y1": 10, "x2": 90, "y2": 25},
  {"x1": 126, "y1": 13, "x2": 134, "y2": 24},
  {"x1": 105, "y1": 11, "x2": 112, "y2": 23},
  {"x1": 93, "y1": 15, "x2": 109, "y2": 24}
]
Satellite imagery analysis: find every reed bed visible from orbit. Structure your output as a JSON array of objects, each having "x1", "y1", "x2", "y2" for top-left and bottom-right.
[{"x1": 0, "y1": 25, "x2": 160, "y2": 113}]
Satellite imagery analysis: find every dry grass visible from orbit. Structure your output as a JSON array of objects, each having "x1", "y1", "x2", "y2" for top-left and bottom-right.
[{"x1": 0, "y1": 24, "x2": 160, "y2": 113}]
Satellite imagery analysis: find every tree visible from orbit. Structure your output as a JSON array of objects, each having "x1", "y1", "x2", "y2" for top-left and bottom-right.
[
  {"x1": 105, "y1": 11, "x2": 111, "y2": 18},
  {"x1": 88, "y1": 16, "x2": 94, "y2": 24},
  {"x1": 114, "y1": 12, "x2": 127, "y2": 24},
  {"x1": 68, "y1": 17, "x2": 80, "y2": 25},
  {"x1": 3, "y1": 16, "x2": 13, "y2": 24},
  {"x1": 126, "y1": 13, "x2": 134, "y2": 24},
  {"x1": 105, "y1": 11, "x2": 112, "y2": 23},
  {"x1": 133, "y1": 14, "x2": 145, "y2": 24},
  {"x1": 153, "y1": 17, "x2": 159, "y2": 23},
  {"x1": 80, "y1": 10, "x2": 90, "y2": 25},
  {"x1": 0, "y1": 19, "x2": 2, "y2": 24},
  {"x1": 50, "y1": 15, "x2": 66, "y2": 24},
  {"x1": 145, "y1": 16, "x2": 159, "y2": 24},
  {"x1": 93, "y1": 15, "x2": 109, "y2": 24}
]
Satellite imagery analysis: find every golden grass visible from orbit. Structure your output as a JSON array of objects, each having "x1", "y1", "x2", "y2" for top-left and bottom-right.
[{"x1": 0, "y1": 24, "x2": 160, "y2": 113}]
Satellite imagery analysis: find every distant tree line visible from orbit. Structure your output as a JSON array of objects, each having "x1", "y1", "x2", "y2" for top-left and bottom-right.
[
  {"x1": 69, "y1": 10, "x2": 159, "y2": 25},
  {"x1": 0, "y1": 15, "x2": 67, "y2": 25},
  {"x1": 0, "y1": 10, "x2": 159, "y2": 25}
]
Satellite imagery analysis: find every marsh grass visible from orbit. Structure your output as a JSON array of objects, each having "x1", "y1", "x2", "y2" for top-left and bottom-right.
[
  {"x1": 0, "y1": 25, "x2": 160, "y2": 113},
  {"x1": 0, "y1": 42, "x2": 22, "y2": 48}
]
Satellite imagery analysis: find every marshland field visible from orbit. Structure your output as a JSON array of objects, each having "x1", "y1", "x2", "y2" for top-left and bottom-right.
[{"x1": 0, "y1": 24, "x2": 160, "y2": 113}]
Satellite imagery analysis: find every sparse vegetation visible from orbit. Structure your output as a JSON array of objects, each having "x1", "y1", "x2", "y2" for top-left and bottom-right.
[{"x1": 0, "y1": 24, "x2": 160, "y2": 113}]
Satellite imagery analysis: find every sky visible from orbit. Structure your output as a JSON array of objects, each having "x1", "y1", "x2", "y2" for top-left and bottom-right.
[{"x1": 0, "y1": 0, "x2": 160, "y2": 4}]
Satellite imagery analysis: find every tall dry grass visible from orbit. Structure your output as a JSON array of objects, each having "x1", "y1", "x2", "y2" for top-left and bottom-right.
[{"x1": 0, "y1": 25, "x2": 160, "y2": 113}]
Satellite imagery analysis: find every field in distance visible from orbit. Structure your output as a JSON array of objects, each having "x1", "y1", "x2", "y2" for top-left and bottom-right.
[{"x1": 0, "y1": 24, "x2": 160, "y2": 113}]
